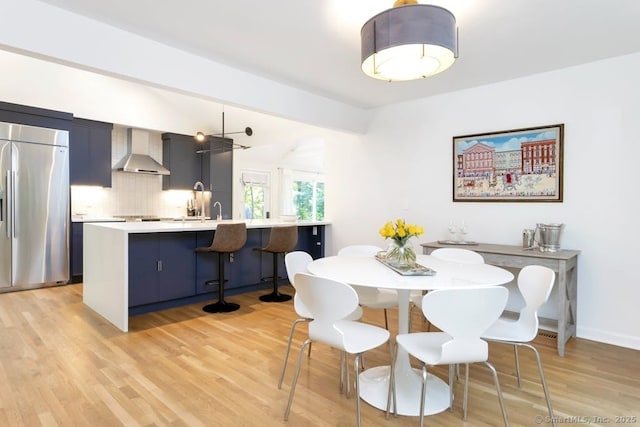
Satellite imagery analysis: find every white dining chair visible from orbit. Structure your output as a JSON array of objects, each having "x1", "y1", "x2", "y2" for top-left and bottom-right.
[
  {"x1": 409, "y1": 248, "x2": 485, "y2": 332},
  {"x1": 388, "y1": 286, "x2": 510, "y2": 427},
  {"x1": 284, "y1": 273, "x2": 391, "y2": 427},
  {"x1": 337, "y1": 245, "x2": 398, "y2": 329},
  {"x1": 482, "y1": 264, "x2": 556, "y2": 426},
  {"x1": 279, "y1": 251, "x2": 363, "y2": 389}
]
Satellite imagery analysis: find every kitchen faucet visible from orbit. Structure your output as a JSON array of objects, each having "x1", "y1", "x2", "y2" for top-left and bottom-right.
[
  {"x1": 193, "y1": 181, "x2": 205, "y2": 220},
  {"x1": 213, "y1": 201, "x2": 222, "y2": 221}
]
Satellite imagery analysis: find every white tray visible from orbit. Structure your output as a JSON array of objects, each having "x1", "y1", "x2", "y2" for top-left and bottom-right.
[{"x1": 374, "y1": 254, "x2": 436, "y2": 276}]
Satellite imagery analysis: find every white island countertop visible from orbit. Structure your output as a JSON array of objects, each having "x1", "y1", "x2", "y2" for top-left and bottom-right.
[
  {"x1": 82, "y1": 219, "x2": 329, "y2": 332},
  {"x1": 86, "y1": 219, "x2": 330, "y2": 233}
]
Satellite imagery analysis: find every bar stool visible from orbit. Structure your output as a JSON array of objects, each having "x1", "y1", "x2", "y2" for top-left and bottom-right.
[
  {"x1": 254, "y1": 225, "x2": 298, "y2": 302},
  {"x1": 195, "y1": 222, "x2": 247, "y2": 313}
]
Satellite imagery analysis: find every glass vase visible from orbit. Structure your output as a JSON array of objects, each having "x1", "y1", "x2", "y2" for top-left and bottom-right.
[{"x1": 386, "y1": 240, "x2": 416, "y2": 268}]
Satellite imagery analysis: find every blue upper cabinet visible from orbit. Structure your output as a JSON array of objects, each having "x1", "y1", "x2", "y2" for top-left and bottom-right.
[
  {"x1": 210, "y1": 137, "x2": 233, "y2": 219},
  {"x1": 161, "y1": 132, "x2": 210, "y2": 190},
  {"x1": 70, "y1": 118, "x2": 113, "y2": 187},
  {"x1": 0, "y1": 101, "x2": 72, "y2": 131}
]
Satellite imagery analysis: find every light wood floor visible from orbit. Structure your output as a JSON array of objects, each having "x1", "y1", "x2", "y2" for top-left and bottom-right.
[{"x1": 0, "y1": 283, "x2": 638, "y2": 427}]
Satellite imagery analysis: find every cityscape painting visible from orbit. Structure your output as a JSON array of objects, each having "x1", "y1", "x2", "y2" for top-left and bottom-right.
[{"x1": 453, "y1": 124, "x2": 564, "y2": 202}]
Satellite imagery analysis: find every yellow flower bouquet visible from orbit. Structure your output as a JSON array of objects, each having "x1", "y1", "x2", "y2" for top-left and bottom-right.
[{"x1": 379, "y1": 219, "x2": 424, "y2": 267}]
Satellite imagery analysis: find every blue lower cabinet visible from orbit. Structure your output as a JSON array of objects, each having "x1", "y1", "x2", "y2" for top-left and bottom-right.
[
  {"x1": 71, "y1": 223, "x2": 84, "y2": 281},
  {"x1": 195, "y1": 229, "x2": 262, "y2": 294},
  {"x1": 229, "y1": 228, "x2": 262, "y2": 287},
  {"x1": 195, "y1": 231, "x2": 216, "y2": 295},
  {"x1": 129, "y1": 225, "x2": 325, "y2": 308},
  {"x1": 296, "y1": 225, "x2": 325, "y2": 259},
  {"x1": 128, "y1": 232, "x2": 196, "y2": 307}
]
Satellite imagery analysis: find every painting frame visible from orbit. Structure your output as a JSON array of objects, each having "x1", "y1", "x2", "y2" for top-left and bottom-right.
[{"x1": 453, "y1": 124, "x2": 564, "y2": 202}]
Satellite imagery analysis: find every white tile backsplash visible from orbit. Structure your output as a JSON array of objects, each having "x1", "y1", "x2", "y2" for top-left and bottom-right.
[{"x1": 71, "y1": 125, "x2": 204, "y2": 219}]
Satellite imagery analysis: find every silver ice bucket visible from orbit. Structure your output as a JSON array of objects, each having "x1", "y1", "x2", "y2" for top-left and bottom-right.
[{"x1": 535, "y1": 223, "x2": 564, "y2": 252}]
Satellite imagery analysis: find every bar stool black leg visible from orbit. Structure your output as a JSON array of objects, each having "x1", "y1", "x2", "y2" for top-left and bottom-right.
[
  {"x1": 203, "y1": 253, "x2": 240, "y2": 313},
  {"x1": 259, "y1": 252, "x2": 292, "y2": 302}
]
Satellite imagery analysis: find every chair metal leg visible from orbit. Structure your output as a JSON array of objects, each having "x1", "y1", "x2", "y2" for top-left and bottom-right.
[
  {"x1": 284, "y1": 339, "x2": 312, "y2": 421},
  {"x1": 419, "y1": 364, "x2": 428, "y2": 427},
  {"x1": 448, "y1": 364, "x2": 455, "y2": 411},
  {"x1": 463, "y1": 363, "x2": 470, "y2": 419},
  {"x1": 514, "y1": 344, "x2": 522, "y2": 388},
  {"x1": 354, "y1": 352, "x2": 362, "y2": 427},
  {"x1": 340, "y1": 351, "x2": 345, "y2": 393},
  {"x1": 346, "y1": 352, "x2": 352, "y2": 398},
  {"x1": 409, "y1": 303, "x2": 415, "y2": 333},
  {"x1": 483, "y1": 361, "x2": 510, "y2": 427},
  {"x1": 521, "y1": 343, "x2": 556, "y2": 427},
  {"x1": 278, "y1": 318, "x2": 311, "y2": 389},
  {"x1": 386, "y1": 342, "x2": 398, "y2": 418}
]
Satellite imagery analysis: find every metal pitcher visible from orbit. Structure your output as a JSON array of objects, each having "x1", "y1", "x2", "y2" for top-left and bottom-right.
[
  {"x1": 535, "y1": 223, "x2": 564, "y2": 252},
  {"x1": 522, "y1": 229, "x2": 535, "y2": 249}
]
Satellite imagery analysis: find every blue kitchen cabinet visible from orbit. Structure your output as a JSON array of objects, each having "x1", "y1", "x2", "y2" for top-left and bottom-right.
[
  {"x1": 128, "y1": 232, "x2": 196, "y2": 307},
  {"x1": 195, "y1": 229, "x2": 262, "y2": 295},
  {"x1": 70, "y1": 118, "x2": 113, "y2": 187},
  {"x1": 0, "y1": 101, "x2": 72, "y2": 131},
  {"x1": 210, "y1": 138, "x2": 233, "y2": 219},
  {"x1": 228, "y1": 228, "x2": 263, "y2": 287},
  {"x1": 70, "y1": 222, "x2": 83, "y2": 282},
  {"x1": 161, "y1": 132, "x2": 210, "y2": 190},
  {"x1": 295, "y1": 225, "x2": 325, "y2": 259}
]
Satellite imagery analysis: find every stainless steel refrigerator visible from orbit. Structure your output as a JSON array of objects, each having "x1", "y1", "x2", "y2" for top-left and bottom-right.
[{"x1": 0, "y1": 121, "x2": 70, "y2": 291}]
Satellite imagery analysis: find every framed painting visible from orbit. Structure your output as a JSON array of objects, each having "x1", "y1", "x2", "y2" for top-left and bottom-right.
[{"x1": 453, "y1": 124, "x2": 564, "y2": 202}]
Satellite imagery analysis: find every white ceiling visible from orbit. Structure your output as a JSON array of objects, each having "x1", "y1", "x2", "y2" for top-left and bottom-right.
[{"x1": 36, "y1": 0, "x2": 640, "y2": 109}]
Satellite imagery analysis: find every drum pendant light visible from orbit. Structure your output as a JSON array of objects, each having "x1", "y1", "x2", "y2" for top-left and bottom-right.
[{"x1": 361, "y1": 0, "x2": 458, "y2": 81}]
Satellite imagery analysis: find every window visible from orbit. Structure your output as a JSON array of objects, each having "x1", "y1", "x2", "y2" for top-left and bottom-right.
[
  {"x1": 292, "y1": 175, "x2": 324, "y2": 221},
  {"x1": 242, "y1": 171, "x2": 270, "y2": 219},
  {"x1": 293, "y1": 180, "x2": 324, "y2": 221}
]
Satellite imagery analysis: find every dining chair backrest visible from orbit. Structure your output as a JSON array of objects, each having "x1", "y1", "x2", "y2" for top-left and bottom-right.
[
  {"x1": 430, "y1": 248, "x2": 484, "y2": 264},
  {"x1": 422, "y1": 286, "x2": 508, "y2": 364},
  {"x1": 285, "y1": 251, "x2": 314, "y2": 318},
  {"x1": 285, "y1": 251, "x2": 313, "y2": 287},
  {"x1": 294, "y1": 273, "x2": 360, "y2": 346},
  {"x1": 515, "y1": 265, "x2": 555, "y2": 341},
  {"x1": 337, "y1": 245, "x2": 383, "y2": 256}
]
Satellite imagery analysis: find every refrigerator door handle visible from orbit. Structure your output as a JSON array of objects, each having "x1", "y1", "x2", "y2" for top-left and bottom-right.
[
  {"x1": 5, "y1": 171, "x2": 10, "y2": 238},
  {"x1": 11, "y1": 171, "x2": 15, "y2": 238}
]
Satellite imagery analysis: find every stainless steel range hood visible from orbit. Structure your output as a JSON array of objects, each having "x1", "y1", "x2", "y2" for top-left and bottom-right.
[{"x1": 113, "y1": 128, "x2": 170, "y2": 175}]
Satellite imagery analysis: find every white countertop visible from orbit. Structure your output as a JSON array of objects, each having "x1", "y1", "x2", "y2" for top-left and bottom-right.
[
  {"x1": 85, "y1": 219, "x2": 330, "y2": 233},
  {"x1": 71, "y1": 216, "x2": 126, "y2": 223}
]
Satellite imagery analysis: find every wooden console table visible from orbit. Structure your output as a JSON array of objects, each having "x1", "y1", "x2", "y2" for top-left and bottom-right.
[{"x1": 422, "y1": 242, "x2": 580, "y2": 356}]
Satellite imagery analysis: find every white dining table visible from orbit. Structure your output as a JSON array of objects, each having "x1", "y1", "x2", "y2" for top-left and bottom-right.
[{"x1": 307, "y1": 254, "x2": 514, "y2": 417}]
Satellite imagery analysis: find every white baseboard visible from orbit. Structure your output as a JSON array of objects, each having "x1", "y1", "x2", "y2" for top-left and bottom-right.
[
  {"x1": 577, "y1": 326, "x2": 640, "y2": 351},
  {"x1": 503, "y1": 311, "x2": 640, "y2": 351}
]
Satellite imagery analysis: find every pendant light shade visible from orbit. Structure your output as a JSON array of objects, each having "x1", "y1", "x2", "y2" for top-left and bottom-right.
[{"x1": 361, "y1": 3, "x2": 458, "y2": 81}]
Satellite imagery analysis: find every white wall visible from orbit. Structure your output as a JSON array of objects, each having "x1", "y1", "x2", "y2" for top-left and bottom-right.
[{"x1": 326, "y1": 53, "x2": 640, "y2": 350}]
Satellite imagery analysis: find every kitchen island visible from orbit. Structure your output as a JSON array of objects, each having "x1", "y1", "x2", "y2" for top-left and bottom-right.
[{"x1": 83, "y1": 219, "x2": 328, "y2": 331}]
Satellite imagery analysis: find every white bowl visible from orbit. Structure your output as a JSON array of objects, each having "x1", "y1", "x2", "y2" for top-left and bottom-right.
[{"x1": 280, "y1": 215, "x2": 298, "y2": 222}]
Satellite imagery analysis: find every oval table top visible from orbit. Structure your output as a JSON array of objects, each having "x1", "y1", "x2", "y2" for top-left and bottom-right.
[{"x1": 307, "y1": 254, "x2": 514, "y2": 291}]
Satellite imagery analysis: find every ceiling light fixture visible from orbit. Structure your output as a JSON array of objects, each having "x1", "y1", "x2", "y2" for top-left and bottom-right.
[
  {"x1": 195, "y1": 111, "x2": 252, "y2": 150},
  {"x1": 361, "y1": 0, "x2": 458, "y2": 82}
]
